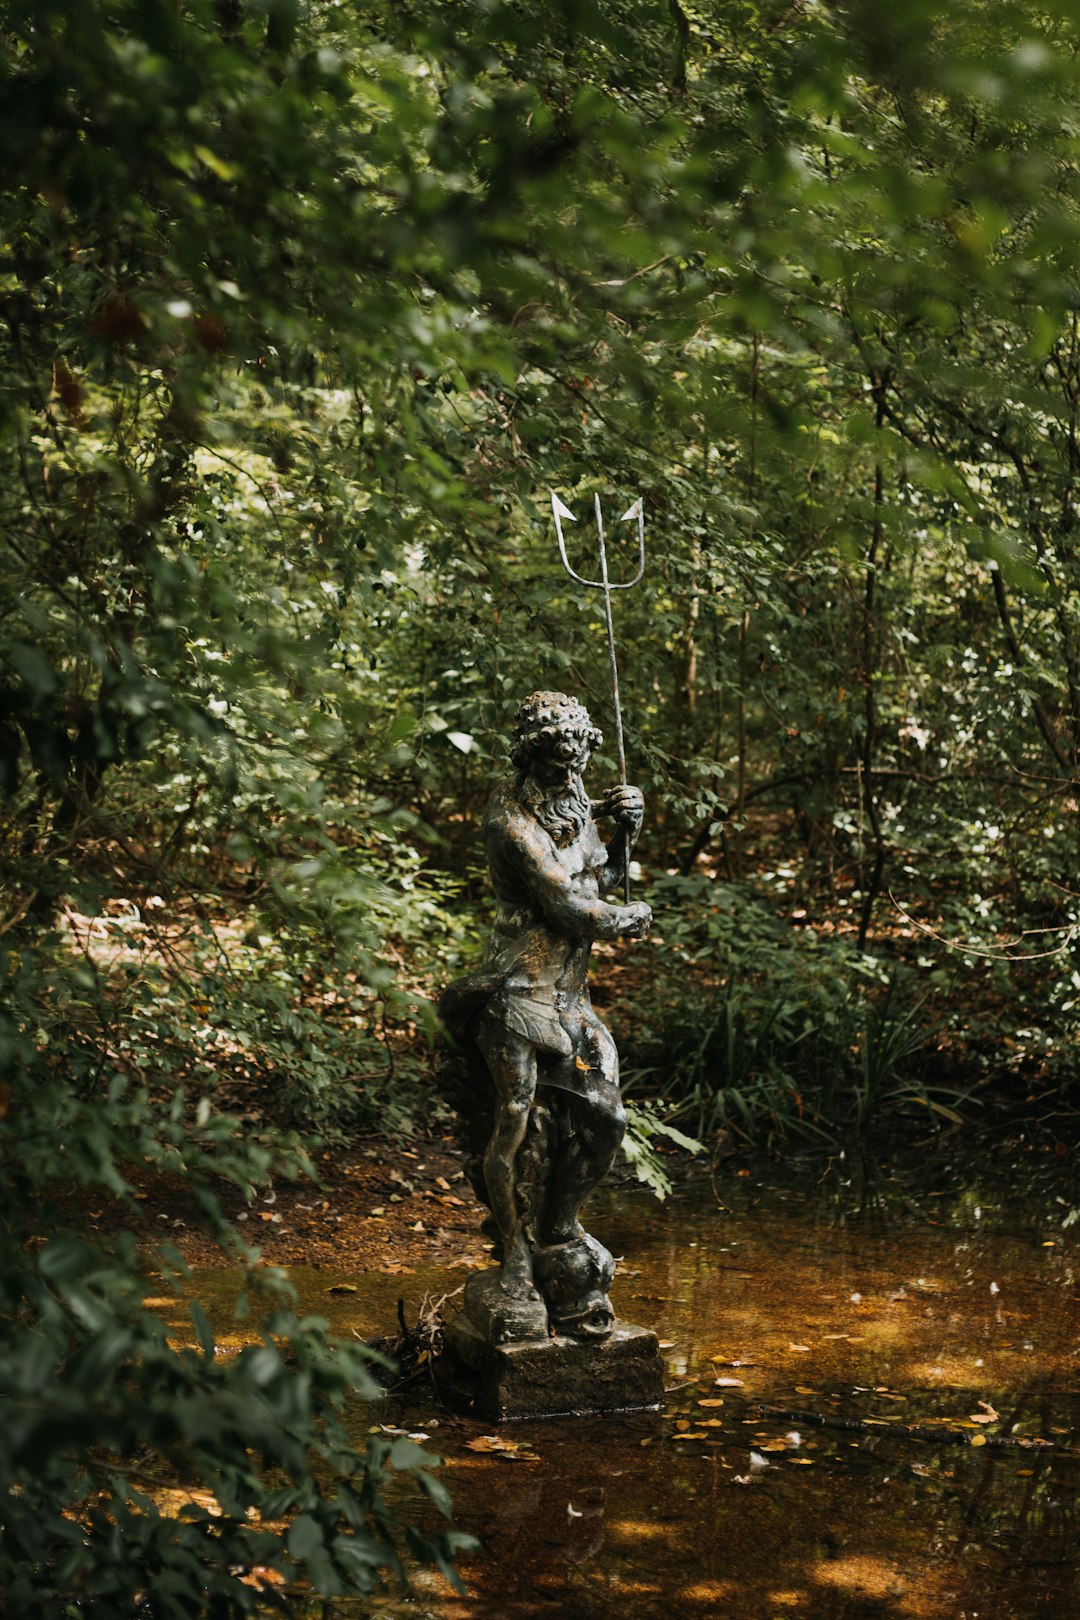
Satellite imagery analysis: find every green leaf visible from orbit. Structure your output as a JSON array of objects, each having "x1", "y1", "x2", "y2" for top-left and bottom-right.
[{"x1": 287, "y1": 1513, "x2": 325, "y2": 1561}]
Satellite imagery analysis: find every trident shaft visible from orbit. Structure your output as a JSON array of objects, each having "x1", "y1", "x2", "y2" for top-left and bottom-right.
[{"x1": 551, "y1": 490, "x2": 645, "y2": 902}]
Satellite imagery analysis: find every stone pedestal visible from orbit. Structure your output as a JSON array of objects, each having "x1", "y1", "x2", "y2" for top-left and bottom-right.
[{"x1": 437, "y1": 1310, "x2": 665, "y2": 1422}]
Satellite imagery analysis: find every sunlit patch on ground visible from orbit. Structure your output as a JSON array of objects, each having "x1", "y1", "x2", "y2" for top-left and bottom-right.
[
  {"x1": 812, "y1": 1553, "x2": 909, "y2": 1600},
  {"x1": 677, "y1": 1579, "x2": 739, "y2": 1602},
  {"x1": 608, "y1": 1518, "x2": 677, "y2": 1540}
]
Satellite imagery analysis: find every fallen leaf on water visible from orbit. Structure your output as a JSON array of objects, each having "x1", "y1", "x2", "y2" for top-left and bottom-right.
[
  {"x1": 326, "y1": 1283, "x2": 358, "y2": 1295},
  {"x1": 464, "y1": 1435, "x2": 537, "y2": 1460},
  {"x1": 789, "y1": 1343, "x2": 811, "y2": 1353},
  {"x1": 1016, "y1": 1468, "x2": 1034, "y2": 1476},
  {"x1": 970, "y1": 1400, "x2": 1000, "y2": 1424},
  {"x1": 794, "y1": 1386, "x2": 820, "y2": 1396},
  {"x1": 787, "y1": 1457, "x2": 814, "y2": 1465},
  {"x1": 698, "y1": 1399, "x2": 726, "y2": 1408},
  {"x1": 657, "y1": 1340, "x2": 677, "y2": 1350},
  {"x1": 672, "y1": 1432, "x2": 709, "y2": 1442},
  {"x1": 712, "y1": 1377, "x2": 744, "y2": 1388},
  {"x1": 970, "y1": 1433, "x2": 988, "y2": 1448}
]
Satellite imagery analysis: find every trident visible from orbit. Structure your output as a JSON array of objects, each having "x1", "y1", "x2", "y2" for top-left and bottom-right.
[{"x1": 551, "y1": 490, "x2": 645, "y2": 902}]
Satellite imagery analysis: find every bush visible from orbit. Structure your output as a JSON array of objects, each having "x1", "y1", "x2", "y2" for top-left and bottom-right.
[{"x1": 618, "y1": 875, "x2": 960, "y2": 1148}]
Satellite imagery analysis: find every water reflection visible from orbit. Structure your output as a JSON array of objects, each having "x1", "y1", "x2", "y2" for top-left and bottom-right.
[{"x1": 185, "y1": 1167, "x2": 1079, "y2": 1619}]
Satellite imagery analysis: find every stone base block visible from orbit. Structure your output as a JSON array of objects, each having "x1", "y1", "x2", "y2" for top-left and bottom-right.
[{"x1": 436, "y1": 1317, "x2": 665, "y2": 1421}]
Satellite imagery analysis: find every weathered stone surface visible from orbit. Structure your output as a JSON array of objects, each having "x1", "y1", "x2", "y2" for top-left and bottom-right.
[
  {"x1": 432, "y1": 691, "x2": 665, "y2": 1423},
  {"x1": 453, "y1": 1268, "x2": 549, "y2": 1351},
  {"x1": 438, "y1": 1317, "x2": 664, "y2": 1422},
  {"x1": 438, "y1": 691, "x2": 650, "y2": 1336}
]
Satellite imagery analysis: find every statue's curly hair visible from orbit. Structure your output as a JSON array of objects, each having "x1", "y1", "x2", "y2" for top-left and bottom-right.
[{"x1": 510, "y1": 691, "x2": 603, "y2": 769}]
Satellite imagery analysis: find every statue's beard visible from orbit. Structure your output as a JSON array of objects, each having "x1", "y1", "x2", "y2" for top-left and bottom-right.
[{"x1": 520, "y1": 772, "x2": 590, "y2": 848}]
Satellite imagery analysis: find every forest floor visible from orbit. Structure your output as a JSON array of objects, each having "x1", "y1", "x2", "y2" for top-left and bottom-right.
[
  {"x1": 61, "y1": 1127, "x2": 693, "y2": 1279},
  {"x1": 61, "y1": 1131, "x2": 485, "y2": 1273}
]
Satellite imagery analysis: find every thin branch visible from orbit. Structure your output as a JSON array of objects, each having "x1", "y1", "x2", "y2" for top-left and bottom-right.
[{"x1": 889, "y1": 891, "x2": 1078, "y2": 962}]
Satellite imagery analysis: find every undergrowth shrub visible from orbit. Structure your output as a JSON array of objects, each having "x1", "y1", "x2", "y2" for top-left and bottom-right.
[
  {"x1": 0, "y1": 941, "x2": 473, "y2": 1617},
  {"x1": 618, "y1": 876, "x2": 962, "y2": 1148}
]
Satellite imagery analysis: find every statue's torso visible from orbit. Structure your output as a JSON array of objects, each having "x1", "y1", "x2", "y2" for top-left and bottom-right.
[{"x1": 480, "y1": 779, "x2": 607, "y2": 1054}]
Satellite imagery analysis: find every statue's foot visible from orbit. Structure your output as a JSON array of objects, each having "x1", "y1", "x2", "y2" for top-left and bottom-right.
[
  {"x1": 498, "y1": 1241, "x2": 539, "y2": 1301},
  {"x1": 457, "y1": 1265, "x2": 549, "y2": 1349}
]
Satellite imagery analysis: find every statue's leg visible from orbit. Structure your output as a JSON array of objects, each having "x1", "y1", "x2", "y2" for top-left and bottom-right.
[
  {"x1": 474, "y1": 1015, "x2": 539, "y2": 1298},
  {"x1": 542, "y1": 1014, "x2": 626, "y2": 1245}
]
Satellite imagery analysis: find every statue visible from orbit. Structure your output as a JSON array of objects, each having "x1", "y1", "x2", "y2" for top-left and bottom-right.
[{"x1": 439, "y1": 691, "x2": 652, "y2": 1362}]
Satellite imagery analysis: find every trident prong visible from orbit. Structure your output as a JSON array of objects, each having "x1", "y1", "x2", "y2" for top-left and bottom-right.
[
  {"x1": 551, "y1": 492, "x2": 645, "y2": 590},
  {"x1": 550, "y1": 489, "x2": 646, "y2": 902}
]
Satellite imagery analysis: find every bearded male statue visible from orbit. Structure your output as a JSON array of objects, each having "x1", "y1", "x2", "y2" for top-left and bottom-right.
[{"x1": 440, "y1": 691, "x2": 651, "y2": 1352}]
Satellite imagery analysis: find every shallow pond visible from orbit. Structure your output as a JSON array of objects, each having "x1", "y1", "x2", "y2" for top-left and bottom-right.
[{"x1": 186, "y1": 1162, "x2": 1080, "y2": 1619}]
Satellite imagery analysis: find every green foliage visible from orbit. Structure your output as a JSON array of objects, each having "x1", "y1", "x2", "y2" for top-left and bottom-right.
[
  {"x1": 620, "y1": 1098, "x2": 703, "y2": 1200},
  {"x1": 0, "y1": 1241, "x2": 471, "y2": 1618},
  {"x1": 620, "y1": 877, "x2": 966, "y2": 1148},
  {"x1": 0, "y1": 981, "x2": 471, "y2": 1615}
]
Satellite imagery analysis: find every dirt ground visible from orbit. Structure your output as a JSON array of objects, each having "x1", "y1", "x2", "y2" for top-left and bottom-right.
[
  {"x1": 65, "y1": 1133, "x2": 491, "y2": 1275},
  {"x1": 66, "y1": 1126, "x2": 695, "y2": 1287}
]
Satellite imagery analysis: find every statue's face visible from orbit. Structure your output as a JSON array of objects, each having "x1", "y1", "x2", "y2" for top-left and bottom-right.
[{"x1": 532, "y1": 722, "x2": 593, "y2": 786}]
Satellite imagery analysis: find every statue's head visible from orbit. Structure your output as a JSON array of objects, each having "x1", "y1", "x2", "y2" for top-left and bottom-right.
[{"x1": 510, "y1": 691, "x2": 603, "y2": 775}]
